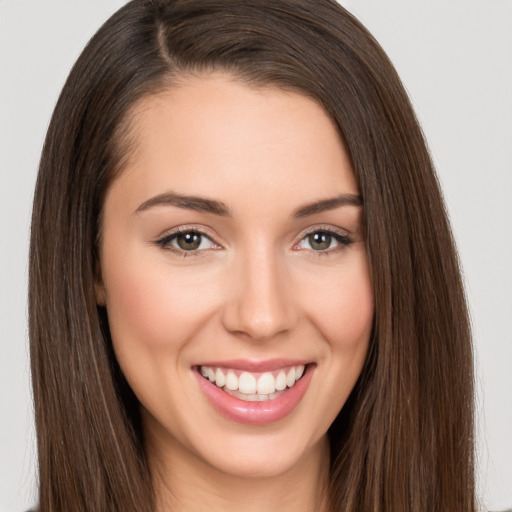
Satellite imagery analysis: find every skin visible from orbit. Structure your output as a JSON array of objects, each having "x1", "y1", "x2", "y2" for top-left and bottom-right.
[{"x1": 96, "y1": 74, "x2": 374, "y2": 512}]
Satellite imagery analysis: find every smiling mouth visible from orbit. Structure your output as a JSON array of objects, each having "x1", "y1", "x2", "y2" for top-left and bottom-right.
[
  {"x1": 194, "y1": 361, "x2": 315, "y2": 425},
  {"x1": 196, "y1": 364, "x2": 308, "y2": 402}
]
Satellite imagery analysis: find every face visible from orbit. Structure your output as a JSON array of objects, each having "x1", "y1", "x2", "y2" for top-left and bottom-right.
[{"x1": 96, "y1": 74, "x2": 373, "y2": 480}]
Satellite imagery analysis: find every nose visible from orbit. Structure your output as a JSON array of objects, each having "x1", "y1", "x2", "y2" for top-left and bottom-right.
[{"x1": 221, "y1": 245, "x2": 298, "y2": 341}]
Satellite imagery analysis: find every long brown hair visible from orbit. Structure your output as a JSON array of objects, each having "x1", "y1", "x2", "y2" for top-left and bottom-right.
[{"x1": 29, "y1": 1, "x2": 476, "y2": 510}]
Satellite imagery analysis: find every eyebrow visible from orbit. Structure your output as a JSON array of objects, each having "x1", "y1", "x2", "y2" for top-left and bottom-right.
[
  {"x1": 135, "y1": 192, "x2": 230, "y2": 216},
  {"x1": 292, "y1": 194, "x2": 362, "y2": 217},
  {"x1": 135, "y1": 191, "x2": 362, "y2": 217}
]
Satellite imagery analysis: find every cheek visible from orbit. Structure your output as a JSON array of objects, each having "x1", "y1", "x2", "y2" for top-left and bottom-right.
[
  {"x1": 329, "y1": 281, "x2": 373, "y2": 345},
  {"x1": 304, "y1": 255, "x2": 374, "y2": 349},
  {"x1": 100, "y1": 250, "x2": 224, "y2": 416},
  {"x1": 101, "y1": 249, "x2": 220, "y2": 355}
]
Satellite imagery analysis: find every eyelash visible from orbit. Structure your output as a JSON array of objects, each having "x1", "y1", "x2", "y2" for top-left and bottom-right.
[
  {"x1": 154, "y1": 226, "x2": 220, "y2": 258},
  {"x1": 294, "y1": 227, "x2": 353, "y2": 255},
  {"x1": 154, "y1": 226, "x2": 353, "y2": 257}
]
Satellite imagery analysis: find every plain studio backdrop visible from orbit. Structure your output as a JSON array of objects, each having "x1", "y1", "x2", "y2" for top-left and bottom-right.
[{"x1": 0, "y1": 1, "x2": 511, "y2": 511}]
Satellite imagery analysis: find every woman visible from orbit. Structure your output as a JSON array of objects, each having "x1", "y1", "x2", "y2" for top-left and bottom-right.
[{"x1": 29, "y1": 0, "x2": 477, "y2": 510}]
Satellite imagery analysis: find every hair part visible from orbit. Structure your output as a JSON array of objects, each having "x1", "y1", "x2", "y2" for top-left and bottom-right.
[{"x1": 30, "y1": 1, "x2": 476, "y2": 510}]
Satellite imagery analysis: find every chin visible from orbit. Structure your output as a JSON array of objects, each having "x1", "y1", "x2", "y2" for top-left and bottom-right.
[{"x1": 191, "y1": 425, "x2": 329, "y2": 481}]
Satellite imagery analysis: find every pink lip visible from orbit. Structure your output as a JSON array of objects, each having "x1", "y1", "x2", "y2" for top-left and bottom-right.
[
  {"x1": 194, "y1": 362, "x2": 315, "y2": 425},
  {"x1": 195, "y1": 358, "x2": 311, "y2": 372}
]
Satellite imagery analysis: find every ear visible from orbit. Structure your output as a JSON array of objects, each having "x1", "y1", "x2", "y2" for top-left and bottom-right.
[{"x1": 94, "y1": 262, "x2": 107, "y2": 306}]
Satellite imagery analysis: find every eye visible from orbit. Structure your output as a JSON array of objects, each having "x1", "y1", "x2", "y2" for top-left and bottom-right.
[
  {"x1": 295, "y1": 229, "x2": 352, "y2": 252},
  {"x1": 156, "y1": 229, "x2": 220, "y2": 254}
]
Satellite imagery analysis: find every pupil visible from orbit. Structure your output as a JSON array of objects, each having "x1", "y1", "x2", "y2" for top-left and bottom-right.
[
  {"x1": 309, "y1": 232, "x2": 331, "y2": 250},
  {"x1": 177, "y1": 232, "x2": 201, "y2": 250}
]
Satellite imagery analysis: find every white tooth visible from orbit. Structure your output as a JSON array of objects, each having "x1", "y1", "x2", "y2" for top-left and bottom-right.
[
  {"x1": 215, "y1": 368, "x2": 225, "y2": 388},
  {"x1": 286, "y1": 367, "x2": 296, "y2": 387},
  {"x1": 257, "y1": 372, "x2": 276, "y2": 394},
  {"x1": 275, "y1": 371, "x2": 287, "y2": 391},
  {"x1": 257, "y1": 394, "x2": 269, "y2": 401},
  {"x1": 200, "y1": 366, "x2": 209, "y2": 378},
  {"x1": 295, "y1": 365, "x2": 305, "y2": 380},
  {"x1": 239, "y1": 372, "x2": 257, "y2": 394},
  {"x1": 225, "y1": 372, "x2": 239, "y2": 391},
  {"x1": 207, "y1": 367, "x2": 215, "y2": 382},
  {"x1": 246, "y1": 394, "x2": 259, "y2": 401}
]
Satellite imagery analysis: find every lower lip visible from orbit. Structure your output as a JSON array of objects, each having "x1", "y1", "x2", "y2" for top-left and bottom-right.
[{"x1": 194, "y1": 365, "x2": 315, "y2": 425}]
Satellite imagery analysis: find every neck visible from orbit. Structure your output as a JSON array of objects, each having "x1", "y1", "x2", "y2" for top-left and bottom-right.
[{"x1": 148, "y1": 433, "x2": 331, "y2": 512}]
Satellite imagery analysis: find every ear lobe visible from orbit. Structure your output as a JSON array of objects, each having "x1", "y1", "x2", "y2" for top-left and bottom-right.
[
  {"x1": 95, "y1": 282, "x2": 107, "y2": 306},
  {"x1": 94, "y1": 263, "x2": 107, "y2": 306}
]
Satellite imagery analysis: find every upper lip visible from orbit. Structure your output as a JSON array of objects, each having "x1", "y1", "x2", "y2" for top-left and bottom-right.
[{"x1": 194, "y1": 358, "x2": 312, "y2": 372}]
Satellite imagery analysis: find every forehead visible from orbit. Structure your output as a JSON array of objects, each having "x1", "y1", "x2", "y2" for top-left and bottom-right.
[{"x1": 107, "y1": 73, "x2": 359, "y2": 214}]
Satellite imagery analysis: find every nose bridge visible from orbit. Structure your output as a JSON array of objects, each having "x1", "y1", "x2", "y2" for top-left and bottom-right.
[{"x1": 222, "y1": 241, "x2": 296, "y2": 340}]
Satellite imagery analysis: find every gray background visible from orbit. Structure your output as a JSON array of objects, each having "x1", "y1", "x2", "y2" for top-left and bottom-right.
[{"x1": 1, "y1": 1, "x2": 511, "y2": 510}]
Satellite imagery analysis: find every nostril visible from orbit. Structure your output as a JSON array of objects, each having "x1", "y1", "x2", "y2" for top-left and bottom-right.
[{"x1": 221, "y1": 299, "x2": 298, "y2": 341}]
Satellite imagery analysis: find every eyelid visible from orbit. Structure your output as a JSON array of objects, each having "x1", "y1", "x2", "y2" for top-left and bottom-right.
[
  {"x1": 292, "y1": 224, "x2": 353, "y2": 251},
  {"x1": 154, "y1": 224, "x2": 224, "y2": 254},
  {"x1": 295, "y1": 224, "x2": 351, "y2": 241}
]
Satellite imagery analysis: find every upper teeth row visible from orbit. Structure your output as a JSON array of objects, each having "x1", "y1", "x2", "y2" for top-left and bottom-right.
[{"x1": 200, "y1": 365, "x2": 305, "y2": 395}]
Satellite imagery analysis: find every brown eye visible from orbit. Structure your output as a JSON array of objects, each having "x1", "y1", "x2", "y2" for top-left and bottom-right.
[
  {"x1": 294, "y1": 229, "x2": 352, "y2": 253},
  {"x1": 176, "y1": 232, "x2": 202, "y2": 250},
  {"x1": 156, "y1": 230, "x2": 218, "y2": 253},
  {"x1": 307, "y1": 232, "x2": 333, "y2": 251}
]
